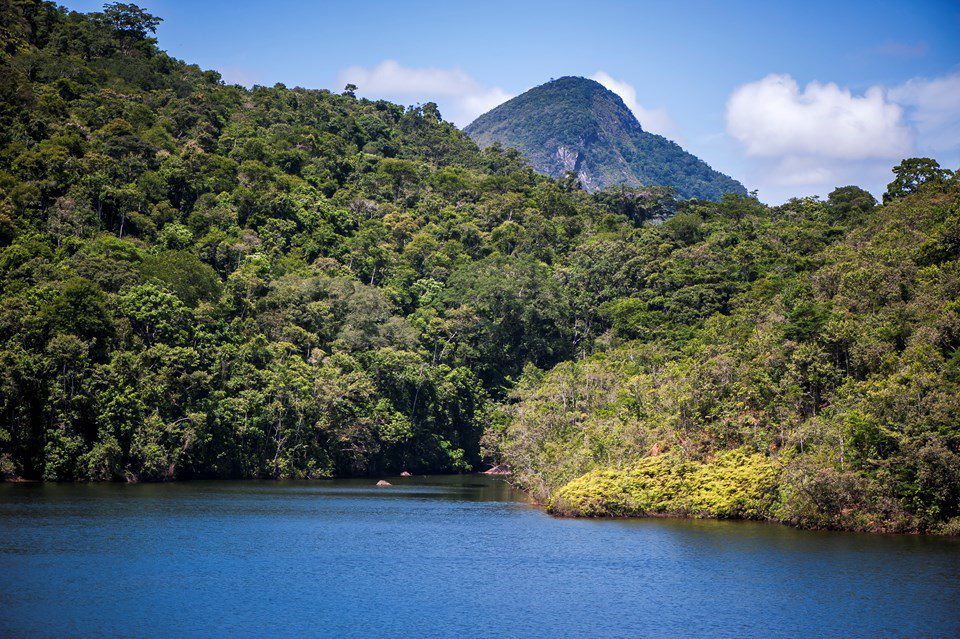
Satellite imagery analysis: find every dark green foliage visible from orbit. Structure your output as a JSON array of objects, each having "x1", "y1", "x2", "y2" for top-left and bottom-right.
[
  {"x1": 464, "y1": 77, "x2": 746, "y2": 201},
  {"x1": 826, "y1": 185, "x2": 876, "y2": 221},
  {"x1": 141, "y1": 250, "x2": 219, "y2": 305}
]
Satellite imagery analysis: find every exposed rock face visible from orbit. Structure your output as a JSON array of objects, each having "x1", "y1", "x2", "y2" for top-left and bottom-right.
[
  {"x1": 464, "y1": 76, "x2": 746, "y2": 201},
  {"x1": 556, "y1": 145, "x2": 578, "y2": 172}
]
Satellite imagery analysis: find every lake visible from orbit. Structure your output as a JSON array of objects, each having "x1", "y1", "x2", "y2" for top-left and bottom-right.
[{"x1": 1, "y1": 475, "x2": 958, "y2": 638}]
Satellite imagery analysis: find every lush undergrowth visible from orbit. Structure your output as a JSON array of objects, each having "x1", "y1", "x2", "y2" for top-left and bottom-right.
[
  {"x1": 548, "y1": 449, "x2": 778, "y2": 519},
  {"x1": 492, "y1": 176, "x2": 960, "y2": 534}
]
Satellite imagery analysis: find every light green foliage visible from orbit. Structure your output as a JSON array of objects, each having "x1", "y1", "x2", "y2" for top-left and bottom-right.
[{"x1": 549, "y1": 449, "x2": 779, "y2": 519}]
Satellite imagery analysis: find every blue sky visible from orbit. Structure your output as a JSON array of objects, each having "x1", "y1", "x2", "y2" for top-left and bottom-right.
[{"x1": 64, "y1": 0, "x2": 960, "y2": 203}]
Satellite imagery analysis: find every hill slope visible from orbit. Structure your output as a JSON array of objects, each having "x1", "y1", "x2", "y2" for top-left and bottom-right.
[
  {"x1": 489, "y1": 180, "x2": 960, "y2": 534},
  {"x1": 0, "y1": 1, "x2": 691, "y2": 482},
  {"x1": 464, "y1": 77, "x2": 746, "y2": 200}
]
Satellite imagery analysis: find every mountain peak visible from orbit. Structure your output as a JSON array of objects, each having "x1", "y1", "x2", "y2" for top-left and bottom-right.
[
  {"x1": 464, "y1": 77, "x2": 745, "y2": 200},
  {"x1": 540, "y1": 75, "x2": 613, "y2": 92}
]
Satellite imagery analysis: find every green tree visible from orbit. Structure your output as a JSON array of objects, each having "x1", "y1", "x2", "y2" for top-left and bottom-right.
[
  {"x1": 98, "y1": 3, "x2": 162, "y2": 52},
  {"x1": 883, "y1": 157, "x2": 953, "y2": 203}
]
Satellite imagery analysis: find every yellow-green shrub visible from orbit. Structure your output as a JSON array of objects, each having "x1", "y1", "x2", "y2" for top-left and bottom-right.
[{"x1": 549, "y1": 448, "x2": 779, "y2": 520}]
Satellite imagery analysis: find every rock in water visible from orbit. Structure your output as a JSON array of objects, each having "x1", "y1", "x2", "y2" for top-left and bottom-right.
[
  {"x1": 400, "y1": 471, "x2": 412, "y2": 476},
  {"x1": 483, "y1": 464, "x2": 512, "y2": 475},
  {"x1": 376, "y1": 480, "x2": 392, "y2": 487}
]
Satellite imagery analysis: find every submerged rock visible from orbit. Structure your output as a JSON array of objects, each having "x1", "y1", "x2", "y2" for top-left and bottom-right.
[{"x1": 376, "y1": 480, "x2": 392, "y2": 487}]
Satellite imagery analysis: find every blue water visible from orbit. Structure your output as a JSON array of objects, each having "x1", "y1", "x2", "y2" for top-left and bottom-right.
[{"x1": 1, "y1": 475, "x2": 958, "y2": 638}]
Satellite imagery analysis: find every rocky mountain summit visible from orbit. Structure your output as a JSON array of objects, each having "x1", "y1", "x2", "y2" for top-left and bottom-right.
[{"x1": 465, "y1": 77, "x2": 746, "y2": 200}]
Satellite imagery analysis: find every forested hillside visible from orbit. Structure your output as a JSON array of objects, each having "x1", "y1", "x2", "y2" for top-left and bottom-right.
[
  {"x1": 0, "y1": 1, "x2": 673, "y2": 481},
  {"x1": 489, "y1": 168, "x2": 960, "y2": 534},
  {"x1": 1, "y1": 2, "x2": 958, "y2": 535}
]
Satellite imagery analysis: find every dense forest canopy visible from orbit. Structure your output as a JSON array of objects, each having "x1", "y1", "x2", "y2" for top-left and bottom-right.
[
  {"x1": 1, "y1": 2, "x2": 958, "y2": 534},
  {"x1": 0, "y1": 0, "x2": 680, "y2": 481}
]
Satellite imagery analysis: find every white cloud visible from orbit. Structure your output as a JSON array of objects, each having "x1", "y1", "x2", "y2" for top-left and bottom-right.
[
  {"x1": 459, "y1": 87, "x2": 514, "y2": 123},
  {"x1": 888, "y1": 70, "x2": 960, "y2": 155},
  {"x1": 591, "y1": 71, "x2": 678, "y2": 138},
  {"x1": 336, "y1": 60, "x2": 511, "y2": 127},
  {"x1": 338, "y1": 60, "x2": 476, "y2": 96},
  {"x1": 721, "y1": 72, "x2": 960, "y2": 201},
  {"x1": 765, "y1": 157, "x2": 834, "y2": 187},
  {"x1": 725, "y1": 74, "x2": 912, "y2": 160},
  {"x1": 753, "y1": 156, "x2": 896, "y2": 196}
]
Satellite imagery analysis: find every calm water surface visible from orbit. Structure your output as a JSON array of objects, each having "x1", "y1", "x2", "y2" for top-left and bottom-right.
[{"x1": 1, "y1": 475, "x2": 958, "y2": 638}]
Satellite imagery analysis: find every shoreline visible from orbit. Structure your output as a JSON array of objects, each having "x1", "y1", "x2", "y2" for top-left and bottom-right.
[
  {"x1": 543, "y1": 505, "x2": 960, "y2": 537},
  {"x1": 5, "y1": 472, "x2": 957, "y2": 537}
]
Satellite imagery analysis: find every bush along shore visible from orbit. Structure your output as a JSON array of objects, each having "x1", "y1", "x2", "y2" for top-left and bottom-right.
[
  {"x1": 543, "y1": 449, "x2": 960, "y2": 535},
  {"x1": 547, "y1": 449, "x2": 778, "y2": 520}
]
